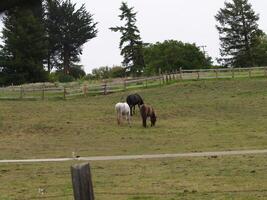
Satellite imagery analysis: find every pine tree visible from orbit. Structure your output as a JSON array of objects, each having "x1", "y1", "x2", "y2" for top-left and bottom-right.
[
  {"x1": 45, "y1": 0, "x2": 97, "y2": 75},
  {"x1": 215, "y1": 0, "x2": 262, "y2": 67},
  {"x1": 110, "y1": 2, "x2": 145, "y2": 76},
  {"x1": 0, "y1": 0, "x2": 41, "y2": 13},
  {"x1": 0, "y1": 5, "x2": 48, "y2": 85}
]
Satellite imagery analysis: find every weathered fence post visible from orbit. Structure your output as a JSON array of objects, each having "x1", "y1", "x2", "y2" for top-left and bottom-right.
[
  {"x1": 197, "y1": 71, "x2": 200, "y2": 80},
  {"x1": 249, "y1": 68, "x2": 252, "y2": 78},
  {"x1": 63, "y1": 86, "x2": 66, "y2": 99},
  {"x1": 103, "y1": 81, "x2": 107, "y2": 95},
  {"x1": 165, "y1": 72, "x2": 169, "y2": 83},
  {"x1": 83, "y1": 85, "x2": 88, "y2": 97},
  {"x1": 20, "y1": 86, "x2": 23, "y2": 99},
  {"x1": 123, "y1": 79, "x2": 127, "y2": 91},
  {"x1": 145, "y1": 77, "x2": 148, "y2": 88},
  {"x1": 179, "y1": 67, "x2": 183, "y2": 80},
  {"x1": 71, "y1": 163, "x2": 95, "y2": 200},
  {"x1": 162, "y1": 73, "x2": 165, "y2": 84},
  {"x1": 232, "y1": 67, "x2": 235, "y2": 79},
  {"x1": 215, "y1": 69, "x2": 218, "y2": 79},
  {"x1": 41, "y1": 83, "x2": 45, "y2": 100}
]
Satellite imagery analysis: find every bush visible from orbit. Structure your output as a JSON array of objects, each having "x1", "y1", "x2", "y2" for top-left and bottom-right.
[
  {"x1": 58, "y1": 73, "x2": 74, "y2": 83},
  {"x1": 48, "y1": 72, "x2": 58, "y2": 82}
]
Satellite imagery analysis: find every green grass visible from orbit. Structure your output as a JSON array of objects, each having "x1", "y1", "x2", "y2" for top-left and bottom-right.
[
  {"x1": 1, "y1": 155, "x2": 267, "y2": 200},
  {"x1": 1, "y1": 78, "x2": 267, "y2": 199},
  {"x1": 1, "y1": 78, "x2": 267, "y2": 159}
]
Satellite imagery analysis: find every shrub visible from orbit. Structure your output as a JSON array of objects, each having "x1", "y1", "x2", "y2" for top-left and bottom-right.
[{"x1": 58, "y1": 73, "x2": 74, "y2": 83}]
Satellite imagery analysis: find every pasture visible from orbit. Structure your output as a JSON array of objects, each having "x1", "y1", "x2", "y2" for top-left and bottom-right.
[{"x1": 1, "y1": 78, "x2": 267, "y2": 199}]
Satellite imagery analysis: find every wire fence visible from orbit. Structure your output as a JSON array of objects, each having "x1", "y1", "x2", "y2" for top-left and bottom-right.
[{"x1": 1, "y1": 165, "x2": 267, "y2": 200}]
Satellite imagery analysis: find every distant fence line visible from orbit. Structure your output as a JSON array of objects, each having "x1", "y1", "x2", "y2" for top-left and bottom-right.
[{"x1": 0, "y1": 66, "x2": 266, "y2": 100}]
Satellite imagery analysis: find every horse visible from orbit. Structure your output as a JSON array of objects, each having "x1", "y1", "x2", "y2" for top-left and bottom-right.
[
  {"x1": 126, "y1": 93, "x2": 144, "y2": 116},
  {"x1": 140, "y1": 104, "x2": 157, "y2": 128},
  {"x1": 115, "y1": 102, "x2": 131, "y2": 126}
]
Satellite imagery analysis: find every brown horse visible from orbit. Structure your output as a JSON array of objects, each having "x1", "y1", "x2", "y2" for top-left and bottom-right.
[{"x1": 140, "y1": 104, "x2": 157, "y2": 128}]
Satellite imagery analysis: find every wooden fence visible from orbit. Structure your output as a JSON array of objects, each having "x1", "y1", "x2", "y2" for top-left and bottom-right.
[{"x1": 0, "y1": 66, "x2": 266, "y2": 100}]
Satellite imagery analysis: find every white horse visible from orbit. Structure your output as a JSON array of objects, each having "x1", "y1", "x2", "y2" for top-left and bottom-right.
[{"x1": 115, "y1": 102, "x2": 131, "y2": 126}]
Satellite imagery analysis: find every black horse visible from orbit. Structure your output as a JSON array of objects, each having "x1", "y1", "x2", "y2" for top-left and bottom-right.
[{"x1": 126, "y1": 93, "x2": 144, "y2": 116}]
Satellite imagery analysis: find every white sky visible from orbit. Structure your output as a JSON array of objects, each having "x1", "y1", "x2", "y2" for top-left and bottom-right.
[{"x1": 1, "y1": 0, "x2": 267, "y2": 73}]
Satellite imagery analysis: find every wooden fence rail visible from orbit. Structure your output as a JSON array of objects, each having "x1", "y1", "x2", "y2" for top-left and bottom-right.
[{"x1": 0, "y1": 66, "x2": 266, "y2": 100}]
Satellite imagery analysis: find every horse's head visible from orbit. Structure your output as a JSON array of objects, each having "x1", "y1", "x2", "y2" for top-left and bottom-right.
[{"x1": 140, "y1": 98, "x2": 144, "y2": 105}]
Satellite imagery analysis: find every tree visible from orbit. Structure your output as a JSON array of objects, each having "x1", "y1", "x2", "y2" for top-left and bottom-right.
[
  {"x1": 45, "y1": 0, "x2": 97, "y2": 74},
  {"x1": 0, "y1": 0, "x2": 41, "y2": 13},
  {"x1": 251, "y1": 33, "x2": 267, "y2": 66},
  {"x1": 0, "y1": 5, "x2": 48, "y2": 85},
  {"x1": 143, "y1": 40, "x2": 212, "y2": 75},
  {"x1": 91, "y1": 66, "x2": 110, "y2": 79},
  {"x1": 109, "y1": 66, "x2": 125, "y2": 78},
  {"x1": 215, "y1": 0, "x2": 262, "y2": 67},
  {"x1": 110, "y1": 2, "x2": 144, "y2": 76}
]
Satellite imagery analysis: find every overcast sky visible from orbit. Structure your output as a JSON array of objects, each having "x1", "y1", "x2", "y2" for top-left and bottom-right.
[{"x1": 1, "y1": 0, "x2": 267, "y2": 73}]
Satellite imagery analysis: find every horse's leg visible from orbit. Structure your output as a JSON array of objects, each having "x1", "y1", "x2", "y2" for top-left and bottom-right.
[
  {"x1": 117, "y1": 113, "x2": 120, "y2": 125},
  {"x1": 133, "y1": 105, "x2": 135, "y2": 114},
  {"x1": 142, "y1": 116, "x2": 147, "y2": 128},
  {"x1": 130, "y1": 106, "x2": 133, "y2": 116},
  {"x1": 127, "y1": 113, "x2": 131, "y2": 127}
]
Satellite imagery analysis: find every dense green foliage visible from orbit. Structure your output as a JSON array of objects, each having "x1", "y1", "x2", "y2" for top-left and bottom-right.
[
  {"x1": 143, "y1": 40, "x2": 212, "y2": 75},
  {"x1": 215, "y1": 0, "x2": 262, "y2": 67},
  {"x1": 91, "y1": 66, "x2": 125, "y2": 79},
  {"x1": 0, "y1": 0, "x2": 41, "y2": 13},
  {"x1": 0, "y1": 6, "x2": 48, "y2": 85},
  {"x1": 45, "y1": 0, "x2": 97, "y2": 74},
  {"x1": 0, "y1": 0, "x2": 96, "y2": 85},
  {"x1": 251, "y1": 33, "x2": 267, "y2": 66},
  {"x1": 110, "y1": 2, "x2": 144, "y2": 76}
]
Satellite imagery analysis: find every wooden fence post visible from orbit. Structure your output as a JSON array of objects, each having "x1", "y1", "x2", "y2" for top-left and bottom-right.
[
  {"x1": 83, "y1": 85, "x2": 88, "y2": 97},
  {"x1": 215, "y1": 69, "x2": 218, "y2": 79},
  {"x1": 71, "y1": 163, "x2": 95, "y2": 200},
  {"x1": 103, "y1": 81, "x2": 107, "y2": 95},
  {"x1": 123, "y1": 79, "x2": 127, "y2": 91},
  {"x1": 165, "y1": 72, "x2": 169, "y2": 83},
  {"x1": 145, "y1": 78, "x2": 148, "y2": 88},
  {"x1": 63, "y1": 86, "x2": 66, "y2": 99},
  {"x1": 20, "y1": 86, "x2": 23, "y2": 99},
  {"x1": 232, "y1": 68, "x2": 235, "y2": 79},
  {"x1": 179, "y1": 67, "x2": 183, "y2": 80},
  {"x1": 249, "y1": 68, "x2": 252, "y2": 78},
  {"x1": 41, "y1": 83, "x2": 45, "y2": 100},
  {"x1": 197, "y1": 71, "x2": 200, "y2": 80}
]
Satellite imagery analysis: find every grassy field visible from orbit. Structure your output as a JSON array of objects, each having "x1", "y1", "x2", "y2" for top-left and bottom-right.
[
  {"x1": 1, "y1": 78, "x2": 267, "y2": 199},
  {"x1": 1, "y1": 155, "x2": 267, "y2": 200}
]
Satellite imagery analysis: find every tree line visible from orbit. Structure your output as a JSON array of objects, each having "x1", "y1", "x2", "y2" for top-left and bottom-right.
[
  {"x1": 1, "y1": 0, "x2": 267, "y2": 84},
  {"x1": 0, "y1": 0, "x2": 97, "y2": 85}
]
